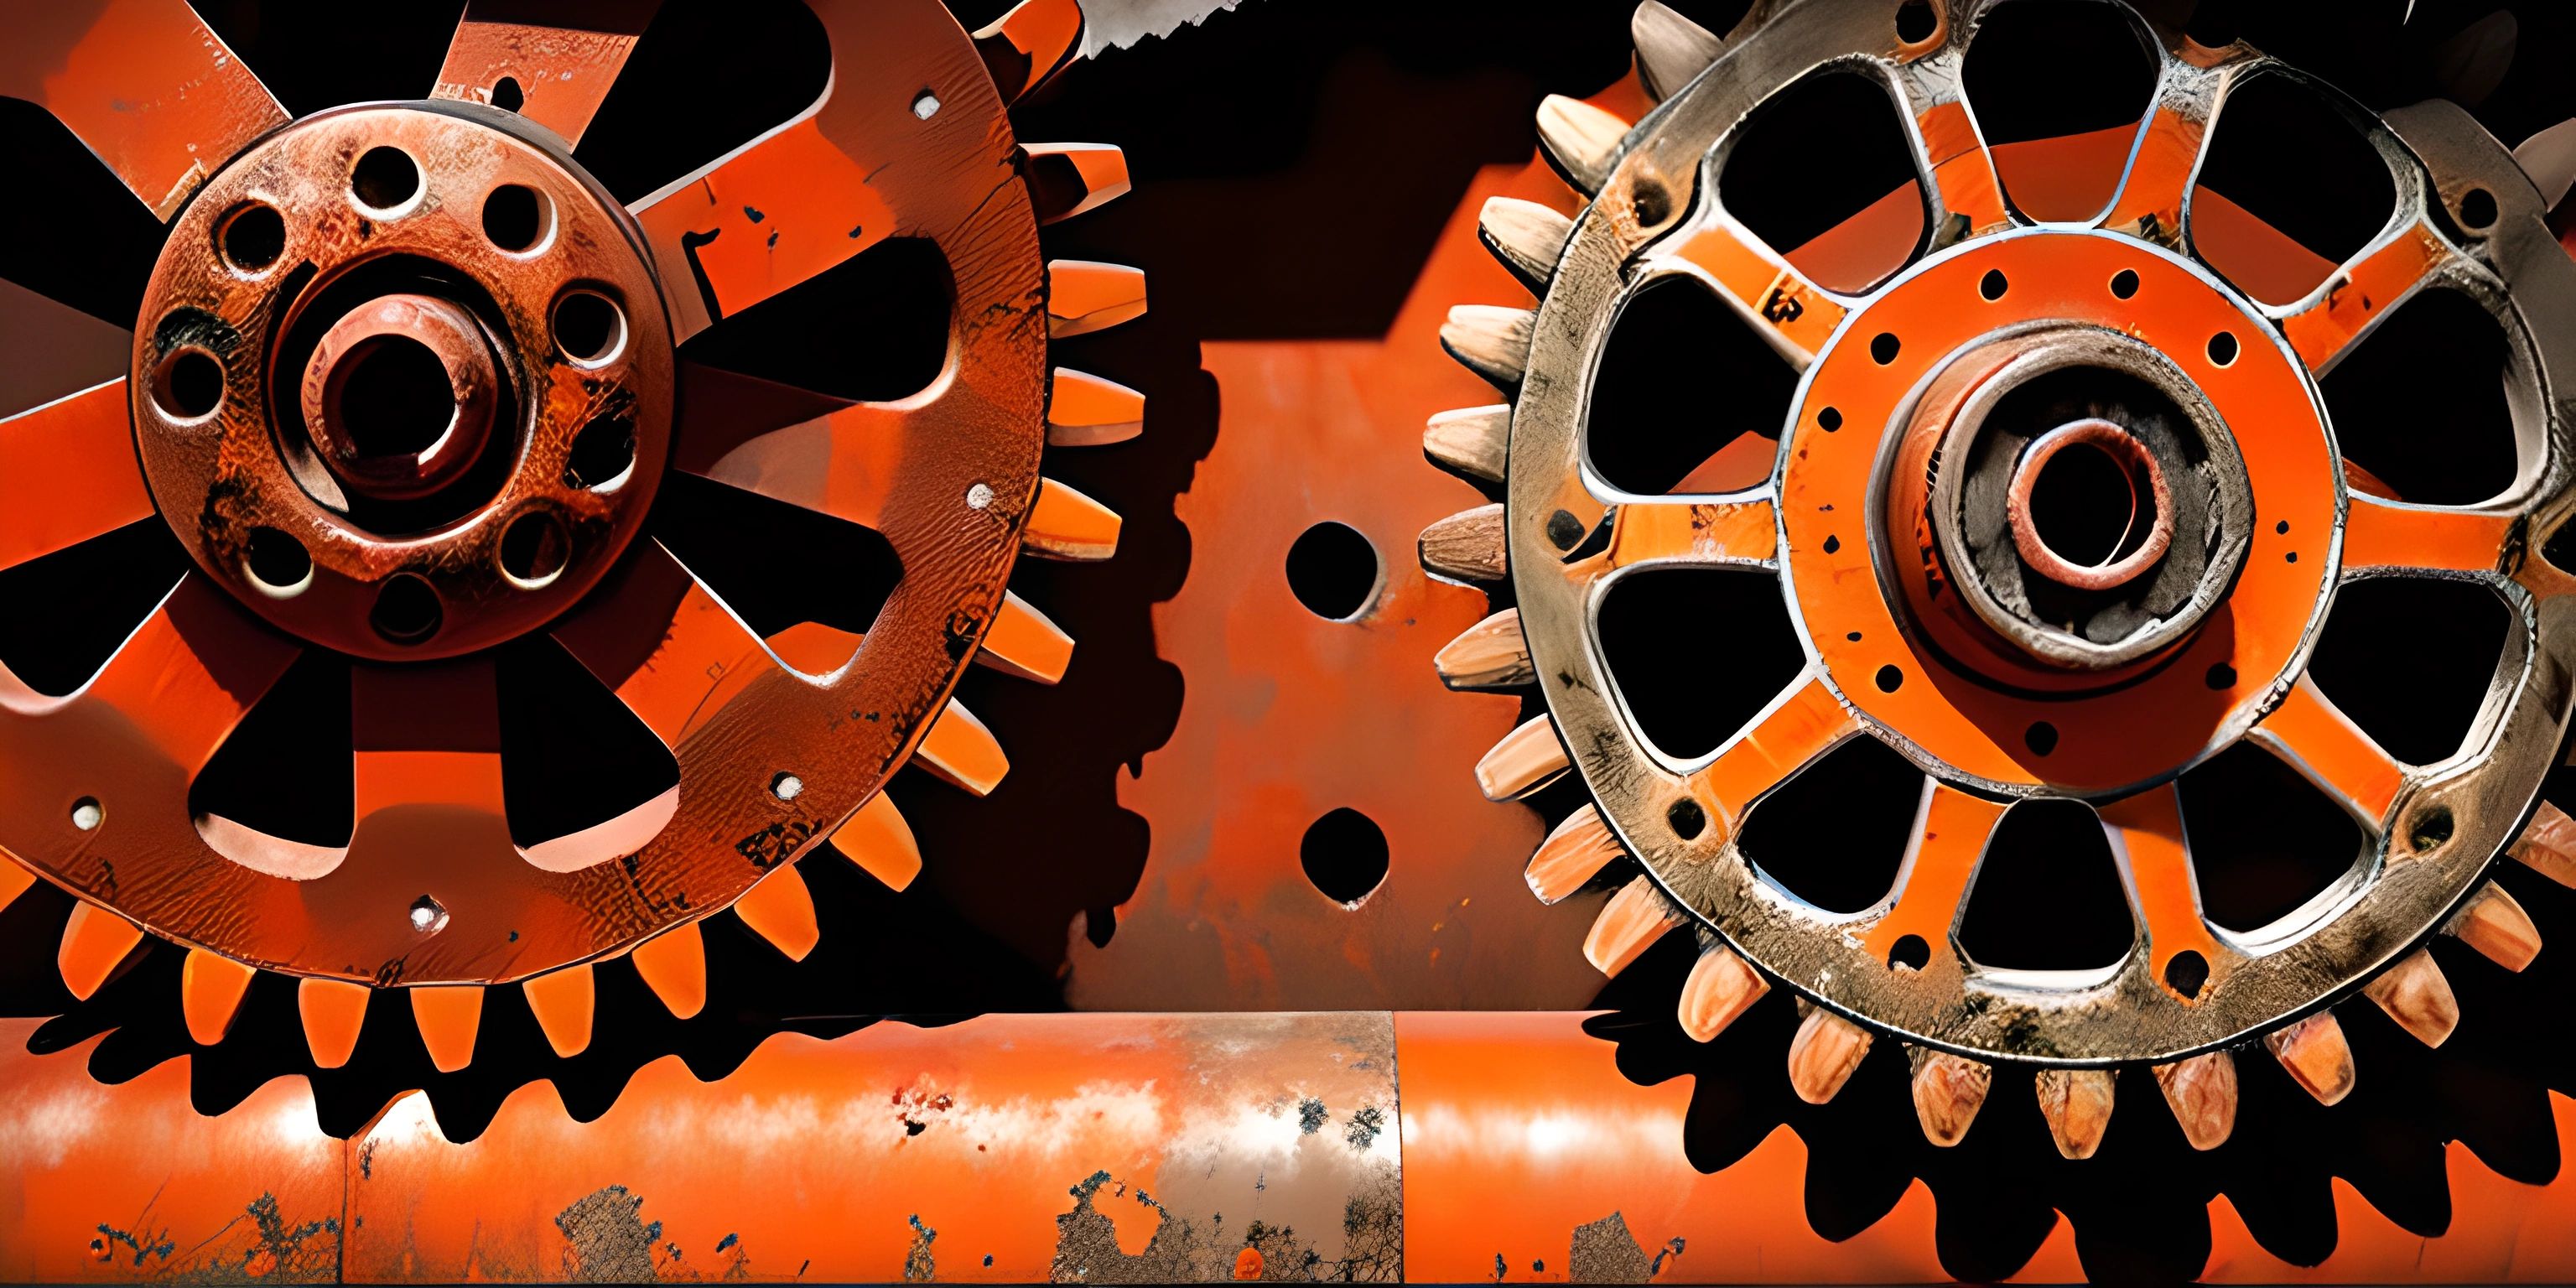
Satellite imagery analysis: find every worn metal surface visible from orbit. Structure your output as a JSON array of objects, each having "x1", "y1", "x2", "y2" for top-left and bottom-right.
[
  {"x1": 1072, "y1": 154, "x2": 1609, "y2": 1010},
  {"x1": 1076, "y1": 0, "x2": 1254, "y2": 58},
  {"x1": 1482, "y1": 0, "x2": 2576, "y2": 1064}
]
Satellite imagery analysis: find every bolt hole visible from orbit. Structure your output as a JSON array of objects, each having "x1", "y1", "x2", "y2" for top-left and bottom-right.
[
  {"x1": 1869, "y1": 332, "x2": 1902, "y2": 365},
  {"x1": 245, "y1": 527, "x2": 313, "y2": 595},
  {"x1": 966, "y1": 481, "x2": 995, "y2": 510},
  {"x1": 1545, "y1": 509, "x2": 1586, "y2": 551},
  {"x1": 2409, "y1": 803, "x2": 2454, "y2": 852},
  {"x1": 351, "y1": 146, "x2": 421, "y2": 212},
  {"x1": 1895, "y1": 0, "x2": 1938, "y2": 43},
  {"x1": 2111, "y1": 268, "x2": 2140, "y2": 299},
  {"x1": 2207, "y1": 331, "x2": 2240, "y2": 366},
  {"x1": 2205, "y1": 662, "x2": 2236, "y2": 689},
  {"x1": 499, "y1": 512, "x2": 570, "y2": 586},
  {"x1": 152, "y1": 347, "x2": 225, "y2": 420},
  {"x1": 1633, "y1": 176, "x2": 1673, "y2": 226},
  {"x1": 1285, "y1": 521, "x2": 1380, "y2": 621},
  {"x1": 408, "y1": 895, "x2": 449, "y2": 934},
  {"x1": 771, "y1": 772, "x2": 805, "y2": 802},
  {"x1": 1875, "y1": 663, "x2": 1903, "y2": 693},
  {"x1": 1667, "y1": 798, "x2": 1707, "y2": 839},
  {"x1": 481, "y1": 183, "x2": 547, "y2": 252},
  {"x1": 552, "y1": 290, "x2": 626, "y2": 366},
  {"x1": 1979, "y1": 269, "x2": 2007, "y2": 300},
  {"x1": 370, "y1": 573, "x2": 443, "y2": 645},
  {"x1": 564, "y1": 412, "x2": 637, "y2": 491},
  {"x1": 491, "y1": 76, "x2": 524, "y2": 112},
  {"x1": 1818, "y1": 406, "x2": 1843, "y2": 432},
  {"x1": 1887, "y1": 933, "x2": 1929, "y2": 972},
  {"x1": 2024, "y1": 721, "x2": 2058, "y2": 756},
  {"x1": 70, "y1": 797, "x2": 102, "y2": 832},
  {"x1": 2458, "y1": 186, "x2": 2496, "y2": 231},
  {"x1": 2163, "y1": 948, "x2": 2210, "y2": 999},
  {"x1": 1300, "y1": 807, "x2": 1389, "y2": 905},
  {"x1": 219, "y1": 203, "x2": 286, "y2": 272},
  {"x1": 911, "y1": 89, "x2": 942, "y2": 120}
]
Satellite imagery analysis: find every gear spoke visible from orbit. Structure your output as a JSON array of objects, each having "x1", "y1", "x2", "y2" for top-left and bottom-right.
[
  {"x1": 2277, "y1": 222, "x2": 2453, "y2": 375},
  {"x1": 348, "y1": 657, "x2": 512, "y2": 882},
  {"x1": 0, "y1": 0, "x2": 288, "y2": 221},
  {"x1": 2341, "y1": 493, "x2": 2519, "y2": 579},
  {"x1": 1861, "y1": 780, "x2": 2005, "y2": 966},
  {"x1": 2248, "y1": 677, "x2": 2405, "y2": 823},
  {"x1": 4, "y1": 574, "x2": 297, "y2": 781},
  {"x1": 2099, "y1": 783, "x2": 2224, "y2": 999},
  {"x1": 429, "y1": 1, "x2": 662, "y2": 148},
  {"x1": 1892, "y1": 50, "x2": 2008, "y2": 243},
  {"x1": 2100, "y1": 50, "x2": 2246, "y2": 244},
  {"x1": 1690, "y1": 674, "x2": 1857, "y2": 840},
  {"x1": 548, "y1": 540, "x2": 793, "y2": 751},
  {"x1": 1592, "y1": 496, "x2": 1779, "y2": 573},
  {"x1": 1654, "y1": 223, "x2": 1850, "y2": 366},
  {"x1": 669, "y1": 360, "x2": 856, "y2": 476},
  {"x1": 678, "y1": 397, "x2": 917, "y2": 533},
  {"x1": 0, "y1": 378, "x2": 155, "y2": 574},
  {"x1": 628, "y1": 0, "x2": 1017, "y2": 340}
]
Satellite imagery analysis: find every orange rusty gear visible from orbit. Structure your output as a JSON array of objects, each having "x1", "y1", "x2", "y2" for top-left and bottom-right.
[
  {"x1": 0, "y1": 0, "x2": 1142, "y2": 1075},
  {"x1": 1427, "y1": 0, "x2": 2576, "y2": 1155}
]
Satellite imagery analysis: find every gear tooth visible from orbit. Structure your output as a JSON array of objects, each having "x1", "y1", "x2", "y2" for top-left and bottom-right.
[
  {"x1": 1046, "y1": 260, "x2": 1149, "y2": 339},
  {"x1": 523, "y1": 965, "x2": 596, "y2": 1059},
  {"x1": 1424, "y1": 405, "x2": 1510, "y2": 483},
  {"x1": 1535, "y1": 94, "x2": 1631, "y2": 195},
  {"x1": 2035, "y1": 1068, "x2": 2117, "y2": 1160},
  {"x1": 299, "y1": 979, "x2": 371, "y2": 1070},
  {"x1": 1026, "y1": 143, "x2": 1130, "y2": 224},
  {"x1": 631, "y1": 922, "x2": 709, "y2": 1021},
  {"x1": 1583, "y1": 875, "x2": 1680, "y2": 976},
  {"x1": 832, "y1": 792, "x2": 923, "y2": 892},
  {"x1": 1526, "y1": 802, "x2": 1623, "y2": 904},
  {"x1": 1679, "y1": 941, "x2": 1768, "y2": 1042},
  {"x1": 1478, "y1": 196, "x2": 1574, "y2": 291},
  {"x1": 1909, "y1": 1048, "x2": 1991, "y2": 1147},
  {"x1": 2449, "y1": 880, "x2": 2542, "y2": 971},
  {"x1": 735, "y1": 863, "x2": 822, "y2": 962},
  {"x1": 0, "y1": 861, "x2": 34, "y2": 911},
  {"x1": 2265, "y1": 1010, "x2": 2357, "y2": 1106},
  {"x1": 978, "y1": 590, "x2": 1076, "y2": 685},
  {"x1": 917, "y1": 699, "x2": 1011, "y2": 796},
  {"x1": 1633, "y1": 1, "x2": 1726, "y2": 101},
  {"x1": 179, "y1": 950, "x2": 256, "y2": 1046},
  {"x1": 2512, "y1": 117, "x2": 2576, "y2": 213},
  {"x1": 1436, "y1": 608, "x2": 1533, "y2": 691},
  {"x1": 57, "y1": 902, "x2": 145, "y2": 1002},
  {"x1": 973, "y1": 0, "x2": 1084, "y2": 105},
  {"x1": 1440, "y1": 304, "x2": 1535, "y2": 389},
  {"x1": 2360, "y1": 947, "x2": 2459, "y2": 1047},
  {"x1": 1023, "y1": 478, "x2": 1123, "y2": 562},
  {"x1": 1787, "y1": 1006, "x2": 1872, "y2": 1104},
  {"x1": 1046, "y1": 368, "x2": 1145, "y2": 447},
  {"x1": 410, "y1": 985, "x2": 485, "y2": 1074},
  {"x1": 1474, "y1": 714, "x2": 1570, "y2": 801},
  {"x1": 2153, "y1": 1051, "x2": 2239, "y2": 1150},
  {"x1": 2511, "y1": 799, "x2": 2576, "y2": 887},
  {"x1": 1419, "y1": 502, "x2": 1508, "y2": 584}
]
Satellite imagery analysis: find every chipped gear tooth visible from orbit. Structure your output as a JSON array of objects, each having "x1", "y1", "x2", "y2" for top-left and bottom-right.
[
  {"x1": 2153, "y1": 1052, "x2": 2239, "y2": 1150},
  {"x1": 1424, "y1": 405, "x2": 1511, "y2": 482},
  {"x1": 2036, "y1": 1068, "x2": 2117, "y2": 1160},
  {"x1": 1478, "y1": 196, "x2": 1574, "y2": 290},
  {"x1": 1535, "y1": 94, "x2": 1631, "y2": 195},
  {"x1": 1909, "y1": 1048, "x2": 1990, "y2": 1147},
  {"x1": 1633, "y1": 1, "x2": 1726, "y2": 102},
  {"x1": 1439, "y1": 304, "x2": 1535, "y2": 388},
  {"x1": 2266, "y1": 1011, "x2": 2358, "y2": 1106},
  {"x1": 1046, "y1": 260, "x2": 1150, "y2": 338}
]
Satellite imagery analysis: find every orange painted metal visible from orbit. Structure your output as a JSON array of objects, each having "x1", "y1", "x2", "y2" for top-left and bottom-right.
[
  {"x1": 430, "y1": 1, "x2": 661, "y2": 148},
  {"x1": 0, "y1": 381, "x2": 153, "y2": 575},
  {"x1": 1072, "y1": 148, "x2": 1634, "y2": 1010}
]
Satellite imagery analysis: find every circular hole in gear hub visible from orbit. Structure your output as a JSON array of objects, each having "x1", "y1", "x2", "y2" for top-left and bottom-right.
[
  {"x1": 332, "y1": 335, "x2": 455, "y2": 460},
  {"x1": 370, "y1": 573, "x2": 444, "y2": 645},
  {"x1": 2024, "y1": 436, "x2": 2157, "y2": 570}
]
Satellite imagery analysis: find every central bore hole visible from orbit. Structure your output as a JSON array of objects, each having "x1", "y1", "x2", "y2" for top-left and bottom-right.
[
  {"x1": 334, "y1": 336, "x2": 454, "y2": 459},
  {"x1": 2028, "y1": 439, "x2": 2154, "y2": 569}
]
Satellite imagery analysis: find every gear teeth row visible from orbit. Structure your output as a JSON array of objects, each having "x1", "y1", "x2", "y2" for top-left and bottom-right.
[{"x1": 1631, "y1": 0, "x2": 1725, "y2": 102}]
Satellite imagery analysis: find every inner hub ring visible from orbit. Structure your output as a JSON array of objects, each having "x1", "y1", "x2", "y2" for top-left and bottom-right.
[
  {"x1": 299, "y1": 293, "x2": 499, "y2": 502},
  {"x1": 2006, "y1": 418, "x2": 2173, "y2": 592}
]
